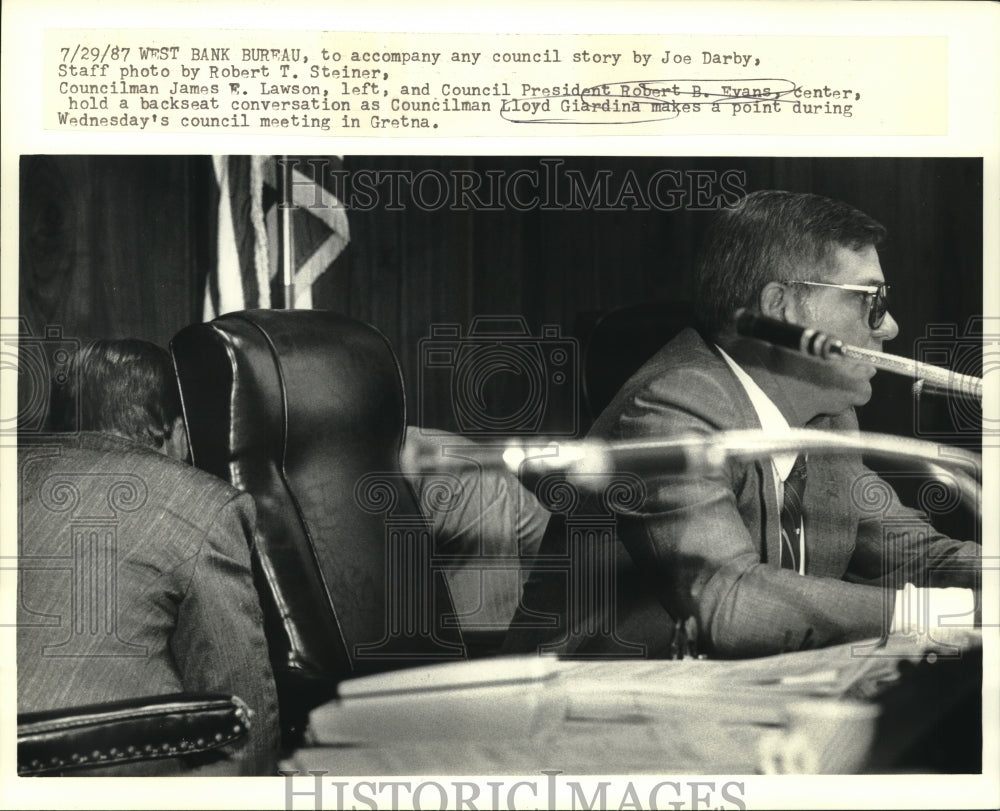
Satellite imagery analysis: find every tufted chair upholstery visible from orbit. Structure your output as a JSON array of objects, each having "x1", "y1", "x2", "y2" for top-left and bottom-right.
[
  {"x1": 17, "y1": 693, "x2": 249, "y2": 776},
  {"x1": 170, "y1": 310, "x2": 466, "y2": 744}
]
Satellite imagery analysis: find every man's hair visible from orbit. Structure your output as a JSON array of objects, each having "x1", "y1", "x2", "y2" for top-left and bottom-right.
[
  {"x1": 694, "y1": 189, "x2": 887, "y2": 336},
  {"x1": 49, "y1": 339, "x2": 182, "y2": 448}
]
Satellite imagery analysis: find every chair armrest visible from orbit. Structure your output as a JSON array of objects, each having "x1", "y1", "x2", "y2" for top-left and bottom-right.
[{"x1": 18, "y1": 692, "x2": 250, "y2": 776}]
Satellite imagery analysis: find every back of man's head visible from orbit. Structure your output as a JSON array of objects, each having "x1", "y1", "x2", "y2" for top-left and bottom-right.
[
  {"x1": 50, "y1": 339, "x2": 184, "y2": 452},
  {"x1": 694, "y1": 189, "x2": 886, "y2": 337}
]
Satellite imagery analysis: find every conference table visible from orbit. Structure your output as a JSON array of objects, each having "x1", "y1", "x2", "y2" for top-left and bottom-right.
[{"x1": 283, "y1": 630, "x2": 983, "y2": 776}]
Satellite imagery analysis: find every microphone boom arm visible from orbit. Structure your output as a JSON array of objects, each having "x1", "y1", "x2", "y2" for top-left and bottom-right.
[
  {"x1": 835, "y1": 343, "x2": 983, "y2": 400},
  {"x1": 735, "y1": 309, "x2": 983, "y2": 401},
  {"x1": 507, "y1": 428, "x2": 981, "y2": 516}
]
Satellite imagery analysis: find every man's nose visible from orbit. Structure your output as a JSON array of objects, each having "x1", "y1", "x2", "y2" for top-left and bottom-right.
[{"x1": 875, "y1": 310, "x2": 900, "y2": 341}]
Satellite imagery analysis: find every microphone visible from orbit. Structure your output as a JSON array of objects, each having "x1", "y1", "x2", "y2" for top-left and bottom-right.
[
  {"x1": 735, "y1": 310, "x2": 982, "y2": 401},
  {"x1": 502, "y1": 437, "x2": 727, "y2": 489},
  {"x1": 735, "y1": 309, "x2": 844, "y2": 359}
]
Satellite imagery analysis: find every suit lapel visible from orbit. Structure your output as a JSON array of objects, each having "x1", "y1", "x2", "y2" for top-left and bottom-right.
[{"x1": 801, "y1": 453, "x2": 858, "y2": 576}]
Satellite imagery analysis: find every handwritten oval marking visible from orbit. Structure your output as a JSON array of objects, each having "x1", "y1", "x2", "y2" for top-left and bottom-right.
[{"x1": 500, "y1": 78, "x2": 798, "y2": 124}]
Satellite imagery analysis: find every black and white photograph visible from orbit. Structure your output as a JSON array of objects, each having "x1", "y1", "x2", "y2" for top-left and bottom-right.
[
  {"x1": 10, "y1": 154, "x2": 990, "y2": 785},
  {"x1": 2, "y1": 4, "x2": 998, "y2": 811}
]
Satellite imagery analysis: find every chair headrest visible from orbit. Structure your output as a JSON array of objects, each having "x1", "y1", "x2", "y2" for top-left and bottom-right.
[{"x1": 172, "y1": 310, "x2": 464, "y2": 712}]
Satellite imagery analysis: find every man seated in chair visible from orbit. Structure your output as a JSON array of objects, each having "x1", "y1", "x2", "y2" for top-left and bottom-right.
[
  {"x1": 505, "y1": 189, "x2": 980, "y2": 659},
  {"x1": 17, "y1": 339, "x2": 279, "y2": 774}
]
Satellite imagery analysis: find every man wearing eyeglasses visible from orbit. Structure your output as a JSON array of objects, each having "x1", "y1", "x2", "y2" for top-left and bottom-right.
[{"x1": 506, "y1": 189, "x2": 979, "y2": 659}]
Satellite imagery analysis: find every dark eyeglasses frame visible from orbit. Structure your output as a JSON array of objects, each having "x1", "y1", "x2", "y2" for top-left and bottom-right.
[{"x1": 782, "y1": 280, "x2": 890, "y2": 330}]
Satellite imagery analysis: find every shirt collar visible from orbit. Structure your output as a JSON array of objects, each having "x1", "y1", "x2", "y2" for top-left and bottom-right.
[
  {"x1": 716, "y1": 345, "x2": 799, "y2": 482},
  {"x1": 69, "y1": 431, "x2": 164, "y2": 457}
]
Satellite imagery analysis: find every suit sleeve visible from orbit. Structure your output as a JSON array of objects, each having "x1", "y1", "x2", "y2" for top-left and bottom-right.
[
  {"x1": 612, "y1": 395, "x2": 889, "y2": 658},
  {"x1": 170, "y1": 491, "x2": 280, "y2": 775},
  {"x1": 846, "y1": 463, "x2": 980, "y2": 589}
]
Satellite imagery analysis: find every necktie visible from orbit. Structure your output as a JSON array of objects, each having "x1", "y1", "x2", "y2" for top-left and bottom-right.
[{"x1": 780, "y1": 454, "x2": 807, "y2": 572}]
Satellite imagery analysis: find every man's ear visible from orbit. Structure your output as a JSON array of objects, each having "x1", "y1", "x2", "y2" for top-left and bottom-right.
[
  {"x1": 759, "y1": 281, "x2": 791, "y2": 321},
  {"x1": 163, "y1": 415, "x2": 190, "y2": 462}
]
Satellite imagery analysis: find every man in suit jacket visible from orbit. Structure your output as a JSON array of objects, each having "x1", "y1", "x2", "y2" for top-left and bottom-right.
[
  {"x1": 505, "y1": 190, "x2": 980, "y2": 659},
  {"x1": 17, "y1": 339, "x2": 279, "y2": 774}
]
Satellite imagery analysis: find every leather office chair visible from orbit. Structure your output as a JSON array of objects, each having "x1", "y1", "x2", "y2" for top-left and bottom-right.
[
  {"x1": 170, "y1": 309, "x2": 466, "y2": 746},
  {"x1": 579, "y1": 300, "x2": 693, "y2": 425}
]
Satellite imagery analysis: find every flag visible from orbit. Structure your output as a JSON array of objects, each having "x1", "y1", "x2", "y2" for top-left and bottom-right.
[{"x1": 203, "y1": 155, "x2": 350, "y2": 320}]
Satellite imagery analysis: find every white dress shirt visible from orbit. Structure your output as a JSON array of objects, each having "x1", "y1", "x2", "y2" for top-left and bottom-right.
[{"x1": 717, "y1": 346, "x2": 806, "y2": 573}]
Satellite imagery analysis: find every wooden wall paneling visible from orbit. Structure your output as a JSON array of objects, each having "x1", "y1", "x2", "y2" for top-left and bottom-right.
[
  {"x1": 19, "y1": 155, "x2": 90, "y2": 342},
  {"x1": 20, "y1": 155, "x2": 983, "y2": 448},
  {"x1": 18, "y1": 155, "x2": 208, "y2": 429}
]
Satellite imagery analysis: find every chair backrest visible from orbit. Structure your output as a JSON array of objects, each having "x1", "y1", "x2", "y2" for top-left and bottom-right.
[
  {"x1": 580, "y1": 300, "x2": 693, "y2": 425},
  {"x1": 171, "y1": 310, "x2": 465, "y2": 730}
]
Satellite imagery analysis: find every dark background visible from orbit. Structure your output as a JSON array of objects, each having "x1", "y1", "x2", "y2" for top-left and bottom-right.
[
  {"x1": 18, "y1": 155, "x2": 983, "y2": 539},
  {"x1": 19, "y1": 155, "x2": 983, "y2": 431}
]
